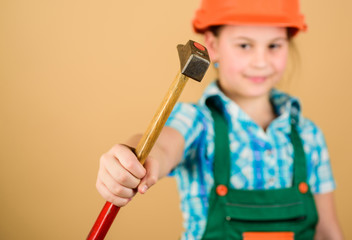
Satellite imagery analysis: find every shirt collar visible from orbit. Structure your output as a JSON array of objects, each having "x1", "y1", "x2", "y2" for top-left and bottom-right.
[
  {"x1": 270, "y1": 88, "x2": 302, "y2": 127},
  {"x1": 198, "y1": 81, "x2": 302, "y2": 132}
]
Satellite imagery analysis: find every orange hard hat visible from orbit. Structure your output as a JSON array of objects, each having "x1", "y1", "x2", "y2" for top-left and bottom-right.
[{"x1": 193, "y1": 0, "x2": 307, "y2": 36}]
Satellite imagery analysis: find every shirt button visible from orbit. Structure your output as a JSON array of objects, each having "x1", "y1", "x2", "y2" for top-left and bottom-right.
[
  {"x1": 265, "y1": 149, "x2": 273, "y2": 157},
  {"x1": 268, "y1": 177, "x2": 276, "y2": 185}
]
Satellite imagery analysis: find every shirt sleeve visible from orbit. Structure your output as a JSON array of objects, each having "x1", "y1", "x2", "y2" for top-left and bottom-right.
[
  {"x1": 165, "y1": 102, "x2": 205, "y2": 175},
  {"x1": 303, "y1": 120, "x2": 336, "y2": 194}
]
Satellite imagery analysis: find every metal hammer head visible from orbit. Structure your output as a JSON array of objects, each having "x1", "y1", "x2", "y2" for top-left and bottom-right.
[{"x1": 177, "y1": 40, "x2": 210, "y2": 82}]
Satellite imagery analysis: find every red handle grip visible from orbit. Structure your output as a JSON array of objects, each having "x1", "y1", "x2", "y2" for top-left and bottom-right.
[{"x1": 87, "y1": 202, "x2": 120, "y2": 240}]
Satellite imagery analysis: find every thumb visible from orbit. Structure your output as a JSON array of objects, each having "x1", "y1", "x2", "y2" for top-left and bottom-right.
[{"x1": 138, "y1": 157, "x2": 159, "y2": 194}]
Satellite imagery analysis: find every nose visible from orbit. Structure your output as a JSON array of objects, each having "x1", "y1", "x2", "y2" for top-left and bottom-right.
[{"x1": 251, "y1": 48, "x2": 268, "y2": 69}]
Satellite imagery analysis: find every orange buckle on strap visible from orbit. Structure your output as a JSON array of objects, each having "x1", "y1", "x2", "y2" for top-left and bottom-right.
[
  {"x1": 243, "y1": 232, "x2": 294, "y2": 240},
  {"x1": 298, "y1": 182, "x2": 309, "y2": 194},
  {"x1": 216, "y1": 184, "x2": 228, "y2": 196}
]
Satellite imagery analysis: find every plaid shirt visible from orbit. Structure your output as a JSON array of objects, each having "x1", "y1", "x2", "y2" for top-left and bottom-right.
[{"x1": 165, "y1": 81, "x2": 336, "y2": 240}]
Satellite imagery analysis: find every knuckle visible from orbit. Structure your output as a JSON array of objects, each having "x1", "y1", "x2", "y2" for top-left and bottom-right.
[
  {"x1": 111, "y1": 185, "x2": 123, "y2": 196},
  {"x1": 106, "y1": 195, "x2": 116, "y2": 204},
  {"x1": 117, "y1": 173, "x2": 129, "y2": 184},
  {"x1": 130, "y1": 179, "x2": 140, "y2": 189},
  {"x1": 111, "y1": 143, "x2": 124, "y2": 153},
  {"x1": 96, "y1": 178, "x2": 106, "y2": 191},
  {"x1": 99, "y1": 153, "x2": 109, "y2": 164},
  {"x1": 123, "y1": 159, "x2": 134, "y2": 171},
  {"x1": 98, "y1": 189, "x2": 111, "y2": 202},
  {"x1": 114, "y1": 198, "x2": 129, "y2": 207}
]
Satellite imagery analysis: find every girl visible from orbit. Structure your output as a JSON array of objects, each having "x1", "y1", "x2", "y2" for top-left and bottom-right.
[{"x1": 96, "y1": 0, "x2": 343, "y2": 239}]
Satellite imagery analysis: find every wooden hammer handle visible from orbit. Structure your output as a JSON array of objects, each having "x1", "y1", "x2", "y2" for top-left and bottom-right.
[
  {"x1": 135, "y1": 72, "x2": 188, "y2": 164},
  {"x1": 87, "y1": 72, "x2": 188, "y2": 240}
]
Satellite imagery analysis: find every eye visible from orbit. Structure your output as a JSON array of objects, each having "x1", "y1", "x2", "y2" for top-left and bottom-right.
[
  {"x1": 238, "y1": 43, "x2": 251, "y2": 50},
  {"x1": 268, "y1": 43, "x2": 281, "y2": 50}
]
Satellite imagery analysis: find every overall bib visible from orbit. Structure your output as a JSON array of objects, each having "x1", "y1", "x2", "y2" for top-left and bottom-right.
[{"x1": 201, "y1": 101, "x2": 318, "y2": 240}]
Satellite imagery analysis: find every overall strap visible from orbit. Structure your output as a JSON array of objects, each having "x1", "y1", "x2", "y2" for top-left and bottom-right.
[
  {"x1": 290, "y1": 125, "x2": 308, "y2": 185},
  {"x1": 207, "y1": 98, "x2": 231, "y2": 187}
]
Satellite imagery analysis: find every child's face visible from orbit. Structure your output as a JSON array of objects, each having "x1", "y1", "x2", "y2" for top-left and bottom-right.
[{"x1": 205, "y1": 25, "x2": 289, "y2": 100}]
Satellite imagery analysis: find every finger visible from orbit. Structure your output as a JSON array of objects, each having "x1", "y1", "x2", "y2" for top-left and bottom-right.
[
  {"x1": 101, "y1": 156, "x2": 141, "y2": 189},
  {"x1": 109, "y1": 144, "x2": 146, "y2": 179},
  {"x1": 99, "y1": 168, "x2": 137, "y2": 198},
  {"x1": 138, "y1": 157, "x2": 159, "y2": 194},
  {"x1": 96, "y1": 178, "x2": 132, "y2": 207}
]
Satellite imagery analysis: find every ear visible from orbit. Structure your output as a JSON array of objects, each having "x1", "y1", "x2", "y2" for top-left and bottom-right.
[{"x1": 204, "y1": 31, "x2": 219, "y2": 63}]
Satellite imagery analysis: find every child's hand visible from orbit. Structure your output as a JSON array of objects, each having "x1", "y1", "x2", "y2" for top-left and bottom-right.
[{"x1": 96, "y1": 144, "x2": 156, "y2": 207}]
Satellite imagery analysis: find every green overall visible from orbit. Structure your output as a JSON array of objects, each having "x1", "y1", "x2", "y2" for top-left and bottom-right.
[{"x1": 201, "y1": 101, "x2": 318, "y2": 240}]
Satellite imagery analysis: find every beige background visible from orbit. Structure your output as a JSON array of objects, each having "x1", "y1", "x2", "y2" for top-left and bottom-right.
[{"x1": 1, "y1": 0, "x2": 351, "y2": 239}]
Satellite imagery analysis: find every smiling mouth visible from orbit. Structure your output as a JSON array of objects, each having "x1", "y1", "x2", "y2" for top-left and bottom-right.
[{"x1": 245, "y1": 76, "x2": 268, "y2": 83}]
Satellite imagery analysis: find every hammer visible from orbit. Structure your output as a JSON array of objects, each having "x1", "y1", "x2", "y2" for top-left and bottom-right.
[{"x1": 87, "y1": 40, "x2": 210, "y2": 240}]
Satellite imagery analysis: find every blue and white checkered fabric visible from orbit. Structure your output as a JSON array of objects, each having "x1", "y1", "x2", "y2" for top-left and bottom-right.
[{"x1": 165, "y1": 81, "x2": 336, "y2": 240}]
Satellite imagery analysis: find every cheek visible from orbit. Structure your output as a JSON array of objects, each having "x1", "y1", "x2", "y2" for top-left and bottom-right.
[
  {"x1": 220, "y1": 51, "x2": 249, "y2": 75},
  {"x1": 273, "y1": 50, "x2": 289, "y2": 73}
]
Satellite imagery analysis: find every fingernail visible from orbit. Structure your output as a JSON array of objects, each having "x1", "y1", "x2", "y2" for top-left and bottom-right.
[{"x1": 141, "y1": 185, "x2": 148, "y2": 194}]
